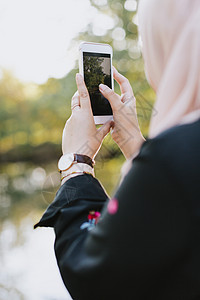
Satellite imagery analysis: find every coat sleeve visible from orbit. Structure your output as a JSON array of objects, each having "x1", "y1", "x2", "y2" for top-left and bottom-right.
[{"x1": 34, "y1": 140, "x2": 191, "y2": 300}]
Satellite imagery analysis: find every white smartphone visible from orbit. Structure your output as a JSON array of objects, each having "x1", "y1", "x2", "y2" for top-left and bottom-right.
[{"x1": 79, "y1": 42, "x2": 114, "y2": 125}]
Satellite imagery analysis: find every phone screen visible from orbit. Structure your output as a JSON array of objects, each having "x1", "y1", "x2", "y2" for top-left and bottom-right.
[{"x1": 83, "y1": 52, "x2": 113, "y2": 116}]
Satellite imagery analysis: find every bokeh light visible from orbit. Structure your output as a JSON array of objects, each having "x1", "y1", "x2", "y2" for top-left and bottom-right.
[{"x1": 124, "y1": 0, "x2": 137, "y2": 12}]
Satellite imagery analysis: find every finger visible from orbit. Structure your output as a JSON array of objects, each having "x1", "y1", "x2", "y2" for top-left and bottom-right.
[
  {"x1": 113, "y1": 66, "x2": 133, "y2": 96},
  {"x1": 99, "y1": 84, "x2": 121, "y2": 111},
  {"x1": 76, "y1": 73, "x2": 91, "y2": 110},
  {"x1": 71, "y1": 91, "x2": 80, "y2": 112},
  {"x1": 121, "y1": 93, "x2": 135, "y2": 104},
  {"x1": 96, "y1": 121, "x2": 112, "y2": 141}
]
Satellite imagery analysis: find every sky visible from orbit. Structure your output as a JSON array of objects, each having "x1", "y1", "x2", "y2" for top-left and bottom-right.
[{"x1": 0, "y1": 0, "x2": 114, "y2": 84}]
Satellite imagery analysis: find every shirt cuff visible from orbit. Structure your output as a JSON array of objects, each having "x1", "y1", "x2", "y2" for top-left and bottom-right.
[{"x1": 34, "y1": 173, "x2": 109, "y2": 229}]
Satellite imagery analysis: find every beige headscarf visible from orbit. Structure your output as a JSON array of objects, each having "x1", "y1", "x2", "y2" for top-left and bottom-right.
[
  {"x1": 120, "y1": 0, "x2": 200, "y2": 181},
  {"x1": 138, "y1": 0, "x2": 200, "y2": 138}
]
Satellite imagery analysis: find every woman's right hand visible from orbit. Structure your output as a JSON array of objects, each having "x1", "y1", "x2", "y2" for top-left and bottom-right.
[{"x1": 99, "y1": 67, "x2": 145, "y2": 159}]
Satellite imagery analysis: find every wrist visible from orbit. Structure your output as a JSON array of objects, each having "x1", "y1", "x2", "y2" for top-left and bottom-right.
[
  {"x1": 121, "y1": 134, "x2": 145, "y2": 160},
  {"x1": 58, "y1": 153, "x2": 95, "y2": 171},
  {"x1": 60, "y1": 163, "x2": 95, "y2": 185}
]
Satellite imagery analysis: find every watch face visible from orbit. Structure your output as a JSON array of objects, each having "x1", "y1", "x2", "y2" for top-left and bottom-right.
[{"x1": 58, "y1": 153, "x2": 74, "y2": 171}]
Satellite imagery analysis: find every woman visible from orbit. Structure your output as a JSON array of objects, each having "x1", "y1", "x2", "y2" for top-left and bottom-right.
[{"x1": 34, "y1": 0, "x2": 200, "y2": 299}]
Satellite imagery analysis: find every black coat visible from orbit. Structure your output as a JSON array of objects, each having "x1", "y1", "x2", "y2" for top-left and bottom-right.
[{"x1": 35, "y1": 119, "x2": 200, "y2": 300}]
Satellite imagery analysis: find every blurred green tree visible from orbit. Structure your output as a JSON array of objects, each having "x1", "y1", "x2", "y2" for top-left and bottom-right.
[
  {"x1": 0, "y1": 0, "x2": 156, "y2": 217},
  {"x1": 0, "y1": 0, "x2": 156, "y2": 164}
]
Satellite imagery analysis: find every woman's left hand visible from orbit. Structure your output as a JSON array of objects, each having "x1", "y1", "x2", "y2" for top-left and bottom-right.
[{"x1": 62, "y1": 74, "x2": 112, "y2": 159}]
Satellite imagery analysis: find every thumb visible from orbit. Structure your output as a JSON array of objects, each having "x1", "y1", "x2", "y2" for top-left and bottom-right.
[
  {"x1": 99, "y1": 84, "x2": 122, "y2": 111},
  {"x1": 96, "y1": 121, "x2": 112, "y2": 141}
]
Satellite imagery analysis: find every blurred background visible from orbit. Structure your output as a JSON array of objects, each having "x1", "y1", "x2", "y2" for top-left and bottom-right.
[{"x1": 0, "y1": 0, "x2": 155, "y2": 299}]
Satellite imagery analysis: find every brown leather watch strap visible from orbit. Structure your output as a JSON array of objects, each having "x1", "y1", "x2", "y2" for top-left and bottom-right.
[{"x1": 74, "y1": 154, "x2": 95, "y2": 168}]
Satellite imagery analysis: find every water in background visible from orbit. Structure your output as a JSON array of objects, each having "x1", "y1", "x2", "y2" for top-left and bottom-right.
[
  {"x1": 0, "y1": 156, "x2": 123, "y2": 300},
  {"x1": 0, "y1": 163, "x2": 73, "y2": 300},
  {"x1": 0, "y1": 219, "x2": 72, "y2": 300}
]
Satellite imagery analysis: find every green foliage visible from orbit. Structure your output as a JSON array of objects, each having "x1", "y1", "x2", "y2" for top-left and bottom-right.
[
  {"x1": 0, "y1": 0, "x2": 156, "y2": 161},
  {"x1": 0, "y1": 0, "x2": 156, "y2": 221}
]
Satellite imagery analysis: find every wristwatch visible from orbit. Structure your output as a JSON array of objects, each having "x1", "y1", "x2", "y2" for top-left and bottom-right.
[{"x1": 58, "y1": 153, "x2": 95, "y2": 172}]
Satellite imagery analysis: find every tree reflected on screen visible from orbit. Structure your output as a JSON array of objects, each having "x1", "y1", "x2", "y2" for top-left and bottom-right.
[{"x1": 84, "y1": 56, "x2": 105, "y2": 93}]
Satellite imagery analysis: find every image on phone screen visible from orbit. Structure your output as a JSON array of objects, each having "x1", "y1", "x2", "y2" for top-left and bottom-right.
[{"x1": 83, "y1": 52, "x2": 113, "y2": 116}]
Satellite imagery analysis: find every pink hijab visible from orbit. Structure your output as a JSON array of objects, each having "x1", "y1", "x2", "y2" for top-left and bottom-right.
[
  {"x1": 120, "y1": 0, "x2": 200, "y2": 181},
  {"x1": 138, "y1": 0, "x2": 200, "y2": 138}
]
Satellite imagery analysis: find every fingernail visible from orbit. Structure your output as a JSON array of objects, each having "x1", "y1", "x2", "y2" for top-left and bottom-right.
[
  {"x1": 76, "y1": 73, "x2": 82, "y2": 82},
  {"x1": 99, "y1": 84, "x2": 106, "y2": 91}
]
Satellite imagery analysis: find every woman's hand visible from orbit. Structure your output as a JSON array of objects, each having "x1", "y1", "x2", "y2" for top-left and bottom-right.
[
  {"x1": 99, "y1": 67, "x2": 145, "y2": 159},
  {"x1": 62, "y1": 74, "x2": 112, "y2": 159}
]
